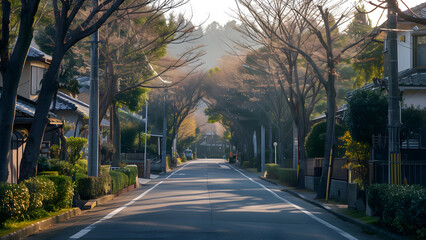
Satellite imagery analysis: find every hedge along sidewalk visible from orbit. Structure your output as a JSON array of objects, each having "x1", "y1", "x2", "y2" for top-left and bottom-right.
[
  {"x1": 0, "y1": 208, "x2": 81, "y2": 240},
  {"x1": 258, "y1": 176, "x2": 405, "y2": 240}
]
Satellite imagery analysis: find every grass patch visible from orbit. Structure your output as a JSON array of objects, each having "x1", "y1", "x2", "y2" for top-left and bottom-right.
[
  {"x1": 245, "y1": 168, "x2": 260, "y2": 174},
  {"x1": 0, "y1": 208, "x2": 73, "y2": 237},
  {"x1": 338, "y1": 208, "x2": 380, "y2": 225}
]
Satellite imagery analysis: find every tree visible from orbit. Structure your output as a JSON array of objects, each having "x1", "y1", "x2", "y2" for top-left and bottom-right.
[
  {"x1": 235, "y1": 0, "x2": 322, "y2": 187},
  {"x1": 18, "y1": 0, "x2": 143, "y2": 181},
  {"x1": 345, "y1": 89, "x2": 388, "y2": 144},
  {"x1": 0, "y1": 0, "x2": 42, "y2": 182}
]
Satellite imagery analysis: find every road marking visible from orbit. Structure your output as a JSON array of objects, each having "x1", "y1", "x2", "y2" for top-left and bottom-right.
[
  {"x1": 227, "y1": 164, "x2": 358, "y2": 240},
  {"x1": 68, "y1": 163, "x2": 190, "y2": 239},
  {"x1": 218, "y1": 164, "x2": 230, "y2": 169}
]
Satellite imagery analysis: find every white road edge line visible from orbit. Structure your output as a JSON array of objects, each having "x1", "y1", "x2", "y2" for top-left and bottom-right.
[
  {"x1": 68, "y1": 163, "x2": 190, "y2": 239},
  {"x1": 227, "y1": 164, "x2": 358, "y2": 240}
]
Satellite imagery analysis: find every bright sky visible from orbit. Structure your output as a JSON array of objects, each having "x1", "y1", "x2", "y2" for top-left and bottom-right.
[{"x1": 174, "y1": 0, "x2": 424, "y2": 28}]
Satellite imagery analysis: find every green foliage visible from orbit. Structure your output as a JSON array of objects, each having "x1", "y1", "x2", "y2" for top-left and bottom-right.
[
  {"x1": 23, "y1": 177, "x2": 56, "y2": 211},
  {"x1": 205, "y1": 108, "x2": 223, "y2": 123},
  {"x1": 346, "y1": 89, "x2": 387, "y2": 144},
  {"x1": 117, "y1": 166, "x2": 138, "y2": 186},
  {"x1": 242, "y1": 161, "x2": 251, "y2": 168},
  {"x1": 339, "y1": 131, "x2": 370, "y2": 190},
  {"x1": 368, "y1": 184, "x2": 426, "y2": 238},
  {"x1": 46, "y1": 176, "x2": 73, "y2": 209},
  {"x1": 277, "y1": 168, "x2": 297, "y2": 186},
  {"x1": 50, "y1": 144, "x2": 60, "y2": 158},
  {"x1": 100, "y1": 165, "x2": 111, "y2": 175},
  {"x1": 401, "y1": 106, "x2": 426, "y2": 143},
  {"x1": 73, "y1": 159, "x2": 88, "y2": 174},
  {"x1": 67, "y1": 137, "x2": 88, "y2": 165},
  {"x1": 37, "y1": 171, "x2": 59, "y2": 176},
  {"x1": 46, "y1": 159, "x2": 74, "y2": 176},
  {"x1": 77, "y1": 175, "x2": 111, "y2": 200},
  {"x1": 109, "y1": 171, "x2": 128, "y2": 194},
  {"x1": 0, "y1": 183, "x2": 30, "y2": 225},
  {"x1": 265, "y1": 164, "x2": 280, "y2": 179},
  {"x1": 305, "y1": 121, "x2": 346, "y2": 158},
  {"x1": 117, "y1": 88, "x2": 149, "y2": 113}
]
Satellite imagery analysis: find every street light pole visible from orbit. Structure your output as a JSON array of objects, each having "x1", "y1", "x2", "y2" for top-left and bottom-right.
[
  {"x1": 161, "y1": 88, "x2": 168, "y2": 172},
  {"x1": 144, "y1": 97, "x2": 148, "y2": 178},
  {"x1": 88, "y1": 0, "x2": 99, "y2": 177}
]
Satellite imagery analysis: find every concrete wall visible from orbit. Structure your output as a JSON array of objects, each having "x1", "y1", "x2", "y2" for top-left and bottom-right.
[
  {"x1": 305, "y1": 176, "x2": 348, "y2": 203},
  {"x1": 402, "y1": 89, "x2": 426, "y2": 109},
  {"x1": 305, "y1": 176, "x2": 320, "y2": 192},
  {"x1": 397, "y1": 31, "x2": 412, "y2": 72}
]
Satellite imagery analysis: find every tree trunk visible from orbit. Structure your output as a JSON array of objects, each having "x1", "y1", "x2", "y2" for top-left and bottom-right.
[
  {"x1": 316, "y1": 78, "x2": 337, "y2": 199},
  {"x1": 59, "y1": 127, "x2": 68, "y2": 160},
  {"x1": 19, "y1": 53, "x2": 63, "y2": 181},
  {"x1": 112, "y1": 101, "x2": 121, "y2": 166},
  {"x1": 0, "y1": 0, "x2": 40, "y2": 182}
]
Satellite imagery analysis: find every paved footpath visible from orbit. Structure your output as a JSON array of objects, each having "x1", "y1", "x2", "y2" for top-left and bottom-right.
[{"x1": 25, "y1": 159, "x2": 384, "y2": 240}]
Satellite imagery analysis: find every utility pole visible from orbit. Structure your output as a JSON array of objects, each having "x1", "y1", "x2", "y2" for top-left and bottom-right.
[
  {"x1": 144, "y1": 98, "x2": 148, "y2": 178},
  {"x1": 387, "y1": 0, "x2": 401, "y2": 185},
  {"x1": 161, "y1": 88, "x2": 168, "y2": 172},
  {"x1": 261, "y1": 125, "x2": 265, "y2": 173},
  {"x1": 88, "y1": 0, "x2": 99, "y2": 177}
]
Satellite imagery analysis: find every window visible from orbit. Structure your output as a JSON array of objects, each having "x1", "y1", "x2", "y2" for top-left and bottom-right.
[
  {"x1": 413, "y1": 35, "x2": 426, "y2": 68},
  {"x1": 31, "y1": 66, "x2": 46, "y2": 95}
]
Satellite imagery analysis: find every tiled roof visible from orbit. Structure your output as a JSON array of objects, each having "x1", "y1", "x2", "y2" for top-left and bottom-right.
[
  {"x1": 398, "y1": 69, "x2": 426, "y2": 86},
  {"x1": 27, "y1": 47, "x2": 51, "y2": 63},
  {"x1": 53, "y1": 92, "x2": 89, "y2": 117}
]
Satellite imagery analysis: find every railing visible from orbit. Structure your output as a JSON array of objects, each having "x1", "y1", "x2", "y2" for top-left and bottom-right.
[{"x1": 371, "y1": 160, "x2": 426, "y2": 186}]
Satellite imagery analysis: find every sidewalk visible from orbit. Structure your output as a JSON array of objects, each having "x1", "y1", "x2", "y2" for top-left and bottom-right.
[
  {"x1": 138, "y1": 173, "x2": 159, "y2": 185},
  {"x1": 238, "y1": 165, "x2": 404, "y2": 240}
]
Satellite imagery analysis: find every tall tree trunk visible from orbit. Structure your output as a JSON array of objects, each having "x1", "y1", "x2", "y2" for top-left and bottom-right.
[
  {"x1": 59, "y1": 127, "x2": 68, "y2": 160},
  {"x1": 316, "y1": 75, "x2": 337, "y2": 199},
  {"x1": 19, "y1": 52, "x2": 63, "y2": 181},
  {"x1": 0, "y1": 0, "x2": 40, "y2": 182},
  {"x1": 112, "y1": 101, "x2": 121, "y2": 166}
]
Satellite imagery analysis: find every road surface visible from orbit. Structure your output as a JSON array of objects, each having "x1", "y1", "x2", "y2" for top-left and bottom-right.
[{"x1": 26, "y1": 159, "x2": 382, "y2": 240}]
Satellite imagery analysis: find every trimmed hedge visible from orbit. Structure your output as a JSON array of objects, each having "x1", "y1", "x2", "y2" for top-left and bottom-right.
[
  {"x1": 109, "y1": 171, "x2": 128, "y2": 194},
  {"x1": 264, "y1": 164, "x2": 297, "y2": 187},
  {"x1": 23, "y1": 177, "x2": 56, "y2": 211},
  {"x1": 242, "y1": 161, "x2": 251, "y2": 169},
  {"x1": 46, "y1": 175, "x2": 73, "y2": 209},
  {"x1": 77, "y1": 175, "x2": 111, "y2": 200},
  {"x1": 0, "y1": 183, "x2": 30, "y2": 225},
  {"x1": 368, "y1": 184, "x2": 426, "y2": 238},
  {"x1": 38, "y1": 171, "x2": 59, "y2": 176},
  {"x1": 118, "y1": 166, "x2": 138, "y2": 186},
  {"x1": 277, "y1": 168, "x2": 297, "y2": 186},
  {"x1": 265, "y1": 164, "x2": 280, "y2": 179}
]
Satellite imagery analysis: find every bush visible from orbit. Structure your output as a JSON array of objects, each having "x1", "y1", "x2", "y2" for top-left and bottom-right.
[
  {"x1": 50, "y1": 144, "x2": 60, "y2": 158},
  {"x1": 100, "y1": 165, "x2": 111, "y2": 175},
  {"x1": 77, "y1": 175, "x2": 111, "y2": 200},
  {"x1": 368, "y1": 184, "x2": 426, "y2": 238},
  {"x1": 109, "y1": 171, "x2": 128, "y2": 194},
  {"x1": 48, "y1": 159, "x2": 74, "y2": 176},
  {"x1": 74, "y1": 159, "x2": 88, "y2": 174},
  {"x1": 118, "y1": 166, "x2": 138, "y2": 186},
  {"x1": 305, "y1": 121, "x2": 346, "y2": 158},
  {"x1": 0, "y1": 183, "x2": 30, "y2": 225},
  {"x1": 37, "y1": 157, "x2": 51, "y2": 172},
  {"x1": 46, "y1": 175, "x2": 73, "y2": 209},
  {"x1": 23, "y1": 176, "x2": 56, "y2": 211},
  {"x1": 265, "y1": 164, "x2": 280, "y2": 179},
  {"x1": 38, "y1": 171, "x2": 59, "y2": 176},
  {"x1": 67, "y1": 137, "x2": 88, "y2": 165},
  {"x1": 277, "y1": 168, "x2": 297, "y2": 186},
  {"x1": 242, "y1": 161, "x2": 251, "y2": 169}
]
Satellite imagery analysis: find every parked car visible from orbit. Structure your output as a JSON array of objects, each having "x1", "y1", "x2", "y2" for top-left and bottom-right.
[{"x1": 183, "y1": 149, "x2": 193, "y2": 160}]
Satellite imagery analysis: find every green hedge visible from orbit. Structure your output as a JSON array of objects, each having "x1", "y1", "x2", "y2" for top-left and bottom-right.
[
  {"x1": 0, "y1": 183, "x2": 30, "y2": 225},
  {"x1": 265, "y1": 164, "x2": 280, "y2": 179},
  {"x1": 242, "y1": 161, "x2": 250, "y2": 169},
  {"x1": 46, "y1": 175, "x2": 73, "y2": 209},
  {"x1": 23, "y1": 177, "x2": 56, "y2": 211},
  {"x1": 109, "y1": 171, "x2": 128, "y2": 194},
  {"x1": 118, "y1": 166, "x2": 138, "y2": 186},
  {"x1": 368, "y1": 184, "x2": 426, "y2": 238},
  {"x1": 77, "y1": 174, "x2": 111, "y2": 200},
  {"x1": 277, "y1": 168, "x2": 297, "y2": 186},
  {"x1": 37, "y1": 171, "x2": 59, "y2": 176}
]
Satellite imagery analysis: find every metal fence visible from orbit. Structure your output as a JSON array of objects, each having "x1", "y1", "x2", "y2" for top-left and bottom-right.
[{"x1": 371, "y1": 160, "x2": 426, "y2": 186}]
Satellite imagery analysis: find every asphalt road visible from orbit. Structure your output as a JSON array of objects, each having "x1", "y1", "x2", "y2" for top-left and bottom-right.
[{"x1": 25, "y1": 159, "x2": 383, "y2": 240}]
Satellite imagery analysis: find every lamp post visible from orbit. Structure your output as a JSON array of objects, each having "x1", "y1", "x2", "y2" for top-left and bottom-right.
[
  {"x1": 161, "y1": 88, "x2": 168, "y2": 173},
  {"x1": 273, "y1": 142, "x2": 277, "y2": 164}
]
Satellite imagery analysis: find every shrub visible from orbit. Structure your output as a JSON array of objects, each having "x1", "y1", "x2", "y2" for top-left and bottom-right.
[
  {"x1": 37, "y1": 171, "x2": 59, "y2": 176},
  {"x1": 50, "y1": 144, "x2": 60, "y2": 158},
  {"x1": 46, "y1": 175, "x2": 73, "y2": 209},
  {"x1": 305, "y1": 121, "x2": 346, "y2": 158},
  {"x1": 242, "y1": 161, "x2": 251, "y2": 169},
  {"x1": 48, "y1": 159, "x2": 74, "y2": 176},
  {"x1": 0, "y1": 183, "x2": 30, "y2": 225},
  {"x1": 368, "y1": 184, "x2": 426, "y2": 238},
  {"x1": 265, "y1": 164, "x2": 280, "y2": 179},
  {"x1": 77, "y1": 175, "x2": 111, "y2": 200},
  {"x1": 109, "y1": 171, "x2": 128, "y2": 194},
  {"x1": 181, "y1": 156, "x2": 187, "y2": 162},
  {"x1": 37, "y1": 157, "x2": 51, "y2": 172},
  {"x1": 74, "y1": 159, "x2": 88, "y2": 174},
  {"x1": 67, "y1": 137, "x2": 88, "y2": 165},
  {"x1": 120, "y1": 166, "x2": 138, "y2": 186},
  {"x1": 100, "y1": 165, "x2": 111, "y2": 175},
  {"x1": 277, "y1": 168, "x2": 297, "y2": 186},
  {"x1": 23, "y1": 176, "x2": 56, "y2": 211}
]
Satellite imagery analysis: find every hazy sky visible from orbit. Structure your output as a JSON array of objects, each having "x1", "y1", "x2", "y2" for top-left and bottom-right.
[{"x1": 174, "y1": 0, "x2": 423, "y2": 28}]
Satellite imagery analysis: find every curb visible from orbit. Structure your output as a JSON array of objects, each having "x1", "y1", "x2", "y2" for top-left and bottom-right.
[
  {"x1": 83, "y1": 194, "x2": 115, "y2": 210},
  {"x1": 0, "y1": 208, "x2": 81, "y2": 240},
  {"x1": 257, "y1": 176, "x2": 404, "y2": 240}
]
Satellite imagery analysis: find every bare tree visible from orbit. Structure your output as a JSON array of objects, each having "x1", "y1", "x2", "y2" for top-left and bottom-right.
[
  {"x1": 0, "y1": 0, "x2": 42, "y2": 182},
  {"x1": 235, "y1": 0, "x2": 322, "y2": 187}
]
